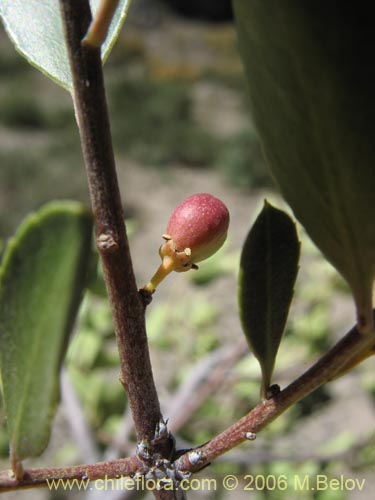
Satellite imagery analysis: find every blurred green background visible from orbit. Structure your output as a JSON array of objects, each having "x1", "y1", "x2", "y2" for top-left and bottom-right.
[{"x1": 0, "y1": 1, "x2": 374, "y2": 499}]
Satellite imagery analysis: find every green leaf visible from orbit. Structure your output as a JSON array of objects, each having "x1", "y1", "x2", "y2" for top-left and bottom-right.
[
  {"x1": 238, "y1": 201, "x2": 299, "y2": 399},
  {"x1": 0, "y1": 201, "x2": 93, "y2": 470},
  {"x1": 233, "y1": 1, "x2": 375, "y2": 333},
  {"x1": 0, "y1": 0, "x2": 131, "y2": 91}
]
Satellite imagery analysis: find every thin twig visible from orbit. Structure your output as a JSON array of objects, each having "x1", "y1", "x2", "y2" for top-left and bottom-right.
[
  {"x1": 2, "y1": 1, "x2": 373, "y2": 495},
  {"x1": 174, "y1": 321, "x2": 374, "y2": 472},
  {"x1": 0, "y1": 319, "x2": 373, "y2": 492},
  {"x1": 217, "y1": 435, "x2": 373, "y2": 466},
  {"x1": 0, "y1": 456, "x2": 143, "y2": 493},
  {"x1": 59, "y1": 0, "x2": 165, "y2": 448}
]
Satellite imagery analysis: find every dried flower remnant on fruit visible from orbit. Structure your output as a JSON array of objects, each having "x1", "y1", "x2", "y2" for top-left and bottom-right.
[{"x1": 142, "y1": 193, "x2": 229, "y2": 294}]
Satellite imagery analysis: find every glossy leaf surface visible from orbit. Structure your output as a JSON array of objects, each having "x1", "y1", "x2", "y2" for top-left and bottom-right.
[{"x1": 239, "y1": 202, "x2": 299, "y2": 398}]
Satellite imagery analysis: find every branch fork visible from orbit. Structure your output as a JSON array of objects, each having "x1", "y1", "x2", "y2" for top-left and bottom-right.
[{"x1": 2, "y1": 0, "x2": 373, "y2": 497}]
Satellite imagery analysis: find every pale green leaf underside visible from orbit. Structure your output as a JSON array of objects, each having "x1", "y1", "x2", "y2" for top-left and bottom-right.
[
  {"x1": 0, "y1": 0, "x2": 131, "y2": 91},
  {"x1": 239, "y1": 202, "x2": 299, "y2": 398},
  {"x1": 0, "y1": 201, "x2": 93, "y2": 463}
]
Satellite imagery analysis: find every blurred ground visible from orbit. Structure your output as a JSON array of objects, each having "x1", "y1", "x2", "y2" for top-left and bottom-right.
[{"x1": 0, "y1": 1, "x2": 374, "y2": 500}]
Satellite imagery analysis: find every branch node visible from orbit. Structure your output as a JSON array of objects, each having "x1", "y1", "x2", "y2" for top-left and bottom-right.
[
  {"x1": 96, "y1": 232, "x2": 119, "y2": 252},
  {"x1": 154, "y1": 419, "x2": 169, "y2": 441},
  {"x1": 266, "y1": 384, "x2": 281, "y2": 399},
  {"x1": 243, "y1": 432, "x2": 257, "y2": 441},
  {"x1": 10, "y1": 457, "x2": 24, "y2": 482},
  {"x1": 187, "y1": 450, "x2": 203, "y2": 467},
  {"x1": 136, "y1": 441, "x2": 152, "y2": 464},
  {"x1": 138, "y1": 288, "x2": 153, "y2": 307}
]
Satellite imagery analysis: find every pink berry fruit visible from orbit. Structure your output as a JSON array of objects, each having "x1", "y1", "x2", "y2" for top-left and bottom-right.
[{"x1": 142, "y1": 193, "x2": 230, "y2": 294}]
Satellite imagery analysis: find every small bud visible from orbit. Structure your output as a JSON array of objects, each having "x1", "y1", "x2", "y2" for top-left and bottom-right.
[
  {"x1": 142, "y1": 193, "x2": 229, "y2": 294},
  {"x1": 188, "y1": 450, "x2": 203, "y2": 466},
  {"x1": 244, "y1": 432, "x2": 257, "y2": 441},
  {"x1": 136, "y1": 441, "x2": 151, "y2": 461}
]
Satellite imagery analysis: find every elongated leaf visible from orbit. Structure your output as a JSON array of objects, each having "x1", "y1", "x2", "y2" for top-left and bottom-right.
[
  {"x1": 233, "y1": 1, "x2": 375, "y2": 333},
  {"x1": 0, "y1": 0, "x2": 131, "y2": 91},
  {"x1": 0, "y1": 201, "x2": 93, "y2": 470},
  {"x1": 239, "y1": 202, "x2": 299, "y2": 399}
]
